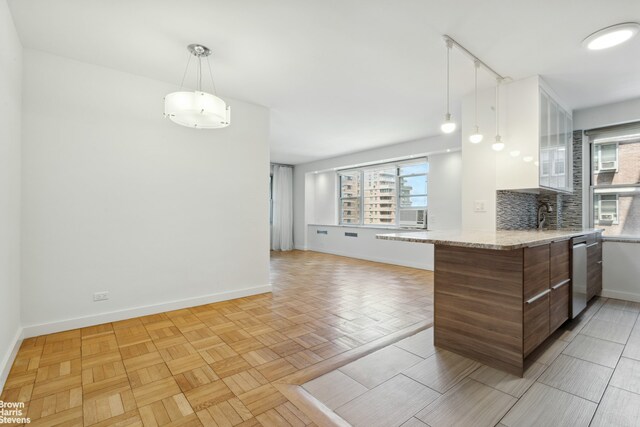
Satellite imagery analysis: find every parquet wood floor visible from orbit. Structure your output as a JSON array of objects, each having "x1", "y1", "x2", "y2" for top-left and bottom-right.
[{"x1": 1, "y1": 250, "x2": 434, "y2": 426}]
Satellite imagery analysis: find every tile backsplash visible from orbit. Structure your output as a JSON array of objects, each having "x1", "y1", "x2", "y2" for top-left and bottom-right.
[{"x1": 497, "y1": 130, "x2": 583, "y2": 230}]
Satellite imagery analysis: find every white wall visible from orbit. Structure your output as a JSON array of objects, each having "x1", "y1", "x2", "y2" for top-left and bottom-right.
[
  {"x1": 308, "y1": 225, "x2": 434, "y2": 270},
  {"x1": 574, "y1": 97, "x2": 640, "y2": 130},
  {"x1": 422, "y1": 151, "x2": 462, "y2": 231},
  {"x1": 294, "y1": 134, "x2": 461, "y2": 249},
  {"x1": 310, "y1": 172, "x2": 337, "y2": 225},
  {"x1": 461, "y1": 84, "x2": 503, "y2": 230},
  {"x1": 20, "y1": 50, "x2": 271, "y2": 336},
  {"x1": 0, "y1": 0, "x2": 22, "y2": 388}
]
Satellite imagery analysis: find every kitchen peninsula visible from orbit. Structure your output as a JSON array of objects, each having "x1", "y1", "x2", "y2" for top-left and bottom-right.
[{"x1": 377, "y1": 228, "x2": 602, "y2": 376}]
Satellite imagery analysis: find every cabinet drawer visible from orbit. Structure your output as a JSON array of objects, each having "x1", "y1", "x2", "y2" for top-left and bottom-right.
[
  {"x1": 524, "y1": 245, "x2": 551, "y2": 300},
  {"x1": 524, "y1": 291, "x2": 550, "y2": 357},
  {"x1": 550, "y1": 240, "x2": 570, "y2": 286},
  {"x1": 550, "y1": 279, "x2": 570, "y2": 333},
  {"x1": 587, "y1": 243, "x2": 602, "y2": 301}
]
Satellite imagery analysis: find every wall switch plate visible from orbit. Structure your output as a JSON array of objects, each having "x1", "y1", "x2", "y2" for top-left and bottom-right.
[
  {"x1": 93, "y1": 291, "x2": 109, "y2": 302},
  {"x1": 474, "y1": 200, "x2": 487, "y2": 213}
]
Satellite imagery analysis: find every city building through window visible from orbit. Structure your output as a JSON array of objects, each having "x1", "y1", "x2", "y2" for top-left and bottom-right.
[{"x1": 338, "y1": 159, "x2": 428, "y2": 226}]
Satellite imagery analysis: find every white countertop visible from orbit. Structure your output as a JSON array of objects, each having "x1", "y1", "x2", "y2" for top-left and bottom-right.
[{"x1": 376, "y1": 228, "x2": 602, "y2": 250}]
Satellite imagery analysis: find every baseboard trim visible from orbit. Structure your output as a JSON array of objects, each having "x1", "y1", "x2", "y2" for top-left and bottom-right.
[
  {"x1": 22, "y1": 284, "x2": 273, "y2": 338},
  {"x1": 0, "y1": 327, "x2": 23, "y2": 391},
  {"x1": 306, "y1": 248, "x2": 433, "y2": 271},
  {"x1": 601, "y1": 289, "x2": 640, "y2": 303}
]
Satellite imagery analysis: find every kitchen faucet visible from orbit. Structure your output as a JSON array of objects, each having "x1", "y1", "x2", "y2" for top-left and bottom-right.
[{"x1": 537, "y1": 202, "x2": 553, "y2": 230}]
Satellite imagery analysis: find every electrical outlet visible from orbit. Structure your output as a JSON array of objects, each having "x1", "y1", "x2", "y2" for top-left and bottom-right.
[
  {"x1": 93, "y1": 291, "x2": 109, "y2": 302},
  {"x1": 474, "y1": 200, "x2": 487, "y2": 213}
]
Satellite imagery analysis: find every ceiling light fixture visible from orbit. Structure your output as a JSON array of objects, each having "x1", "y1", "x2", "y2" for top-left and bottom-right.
[
  {"x1": 440, "y1": 39, "x2": 456, "y2": 134},
  {"x1": 583, "y1": 23, "x2": 640, "y2": 50},
  {"x1": 492, "y1": 78, "x2": 505, "y2": 152},
  {"x1": 164, "y1": 44, "x2": 230, "y2": 129},
  {"x1": 469, "y1": 61, "x2": 484, "y2": 144},
  {"x1": 441, "y1": 36, "x2": 506, "y2": 148}
]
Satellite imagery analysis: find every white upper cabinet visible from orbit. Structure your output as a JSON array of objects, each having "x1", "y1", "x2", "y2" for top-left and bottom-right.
[
  {"x1": 496, "y1": 76, "x2": 573, "y2": 193},
  {"x1": 539, "y1": 89, "x2": 572, "y2": 192}
]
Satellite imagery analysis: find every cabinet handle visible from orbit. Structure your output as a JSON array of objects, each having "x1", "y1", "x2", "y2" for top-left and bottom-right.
[
  {"x1": 552, "y1": 279, "x2": 571, "y2": 290},
  {"x1": 586, "y1": 243, "x2": 599, "y2": 248},
  {"x1": 596, "y1": 260, "x2": 603, "y2": 264},
  {"x1": 526, "y1": 289, "x2": 551, "y2": 304}
]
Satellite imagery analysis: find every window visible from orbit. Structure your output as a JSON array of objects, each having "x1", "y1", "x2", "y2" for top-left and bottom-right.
[
  {"x1": 594, "y1": 143, "x2": 619, "y2": 173},
  {"x1": 399, "y1": 163, "x2": 428, "y2": 209},
  {"x1": 364, "y1": 168, "x2": 396, "y2": 224},
  {"x1": 339, "y1": 172, "x2": 361, "y2": 224},
  {"x1": 594, "y1": 194, "x2": 618, "y2": 224},
  {"x1": 338, "y1": 159, "x2": 428, "y2": 226},
  {"x1": 589, "y1": 125, "x2": 640, "y2": 237}
]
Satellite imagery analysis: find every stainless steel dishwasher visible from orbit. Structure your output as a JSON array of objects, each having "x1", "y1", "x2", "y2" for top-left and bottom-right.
[{"x1": 572, "y1": 236, "x2": 588, "y2": 318}]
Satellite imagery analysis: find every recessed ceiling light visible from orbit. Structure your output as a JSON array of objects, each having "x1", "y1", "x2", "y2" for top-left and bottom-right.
[{"x1": 583, "y1": 23, "x2": 640, "y2": 50}]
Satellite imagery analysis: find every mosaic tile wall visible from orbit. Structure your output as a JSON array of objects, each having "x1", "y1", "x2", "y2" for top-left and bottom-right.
[{"x1": 497, "y1": 130, "x2": 583, "y2": 230}]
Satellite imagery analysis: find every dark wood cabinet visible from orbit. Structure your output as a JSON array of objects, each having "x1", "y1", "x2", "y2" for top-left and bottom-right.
[
  {"x1": 434, "y1": 233, "x2": 597, "y2": 377},
  {"x1": 524, "y1": 245, "x2": 551, "y2": 300},
  {"x1": 587, "y1": 239, "x2": 602, "y2": 301},
  {"x1": 524, "y1": 293, "x2": 550, "y2": 356},
  {"x1": 523, "y1": 245, "x2": 551, "y2": 356},
  {"x1": 549, "y1": 240, "x2": 571, "y2": 333}
]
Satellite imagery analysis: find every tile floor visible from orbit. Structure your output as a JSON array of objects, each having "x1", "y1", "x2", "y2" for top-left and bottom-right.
[{"x1": 303, "y1": 297, "x2": 640, "y2": 427}]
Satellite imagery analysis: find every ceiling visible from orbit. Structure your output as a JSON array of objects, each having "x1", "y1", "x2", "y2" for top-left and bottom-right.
[{"x1": 8, "y1": 0, "x2": 640, "y2": 164}]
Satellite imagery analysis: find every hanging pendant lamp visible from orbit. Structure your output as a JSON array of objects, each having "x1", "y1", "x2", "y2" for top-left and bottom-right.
[
  {"x1": 492, "y1": 78, "x2": 505, "y2": 151},
  {"x1": 440, "y1": 39, "x2": 456, "y2": 134},
  {"x1": 164, "y1": 44, "x2": 230, "y2": 129},
  {"x1": 469, "y1": 61, "x2": 483, "y2": 144}
]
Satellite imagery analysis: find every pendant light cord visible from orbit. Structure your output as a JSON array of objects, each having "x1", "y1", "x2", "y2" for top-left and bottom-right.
[
  {"x1": 474, "y1": 61, "x2": 479, "y2": 129},
  {"x1": 206, "y1": 56, "x2": 218, "y2": 95},
  {"x1": 178, "y1": 49, "x2": 218, "y2": 94},
  {"x1": 179, "y1": 52, "x2": 192, "y2": 90},
  {"x1": 197, "y1": 57, "x2": 202, "y2": 92},
  {"x1": 445, "y1": 40, "x2": 452, "y2": 114},
  {"x1": 495, "y1": 78, "x2": 501, "y2": 137}
]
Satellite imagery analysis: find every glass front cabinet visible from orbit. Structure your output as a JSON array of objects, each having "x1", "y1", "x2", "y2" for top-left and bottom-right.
[
  {"x1": 539, "y1": 89, "x2": 573, "y2": 192},
  {"x1": 496, "y1": 76, "x2": 573, "y2": 194}
]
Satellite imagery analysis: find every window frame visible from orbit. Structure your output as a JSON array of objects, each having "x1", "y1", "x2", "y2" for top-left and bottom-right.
[
  {"x1": 593, "y1": 142, "x2": 619, "y2": 173},
  {"x1": 588, "y1": 126, "x2": 640, "y2": 238},
  {"x1": 363, "y1": 167, "x2": 398, "y2": 225},
  {"x1": 397, "y1": 168, "x2": 428, "y2": 213},
  {"x1": 337, "y1": 158, "x2": 428, "y2": 227},
  {"x1": 338, "y1": 171, "x2": 363, "y2": 225},
  {"x1": 594, "y1": 193, "x2": 619, "y2": 225}
]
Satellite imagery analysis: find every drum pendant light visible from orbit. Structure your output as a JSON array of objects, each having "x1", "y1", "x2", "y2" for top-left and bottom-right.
[{"x1": 164, "y1": 44, "x2": 230, "y2": 129}]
